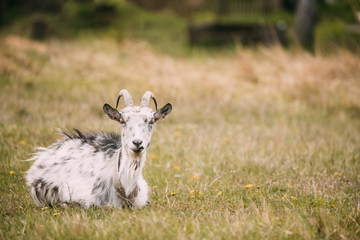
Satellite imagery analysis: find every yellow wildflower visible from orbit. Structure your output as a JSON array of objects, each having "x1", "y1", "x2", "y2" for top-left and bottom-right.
[
  {"x1": 20, "y1": 140, "x2": 26, "y2": 145},
  {"x1": 223, "y1": 137, "x2": 231, "y2": 142},
  {"x1": 150, "y1": 155, "x2": 159, "y2": 160},
  {"x1": 170, "y1": 192, "x2": 176, "y2": 196},
  {"x1": 41, "y1": 207, "x2": 48, "y2": 211},
  {"x1": 173, "y1": 165, "x2": 180, "y2": 170},
  {"x1": 293, "y1": 184, "x2": 297, "y2": 187},
  {"x1": 52, "y1": 213, "x2": 59, "y2": 216},
  {"x1": 217, "y1": 191, "x2": 222, "y2": 196},
  {"x1": 9, "y1": 171, "x2": 15, "y2": 175},
  {"x1": 316, "y1": 190, "x2": 321, "y2": 193},
  {"x1": 245, "y1": 184, "x2": 254, "y2": 189},
  {"x1": 174, "y1": 131, "x2": 181, "y2": 137},
  {"x1": 290, "y1": 196, "x2": 297, "y2": 200},
  {"x1": 191, "y1": 175, "x2": 198, "y2": 180},
  {"x1": 189, "y1": 190, "x2": 195, "y2": 194},
  {"x1": 153, "y1": 185, "x2": 157, "y2": 189},
  {"x1": 199, "y1": 191, "x2": 204, "y2": 195},
  {"x1": 19, "y1": 206, "x2": 23, "y2": 210}
]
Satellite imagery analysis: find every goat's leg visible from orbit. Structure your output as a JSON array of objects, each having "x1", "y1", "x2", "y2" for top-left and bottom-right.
[{"x1": 133, "y1": 175, "x2": 149, "y2": 208}]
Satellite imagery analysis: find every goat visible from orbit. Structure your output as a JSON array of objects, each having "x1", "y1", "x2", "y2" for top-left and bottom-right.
[{"x1": 26, "y1": 90, "x2": 172, "y2": 209}]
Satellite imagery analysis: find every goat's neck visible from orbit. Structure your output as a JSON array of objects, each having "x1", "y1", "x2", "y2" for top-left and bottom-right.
[{"x1": 115, "y1": 147, "x2": 146, "y2": 196}]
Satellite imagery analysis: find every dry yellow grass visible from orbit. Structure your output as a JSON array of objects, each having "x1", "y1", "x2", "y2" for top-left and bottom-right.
[{"x1": 1, "y1": 35, "x2": 359, "y2": 239}]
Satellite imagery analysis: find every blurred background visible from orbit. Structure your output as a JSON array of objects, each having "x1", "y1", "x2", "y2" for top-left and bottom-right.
[{"x1": 0, "y1": 0, "x2": 359, "y2": 53}]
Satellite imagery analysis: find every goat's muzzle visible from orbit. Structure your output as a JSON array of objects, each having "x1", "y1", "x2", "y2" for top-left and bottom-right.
[{"x1": 131, "y1": 139, "x2": 144, "y2": 154}]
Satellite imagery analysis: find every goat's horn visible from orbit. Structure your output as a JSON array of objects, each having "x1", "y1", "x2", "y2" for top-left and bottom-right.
[
  {"x1": 116, "y1": 89, "x2": 134, "y2": 109},
  {"x1": 141, "y1": 91, "x2": 157, "y2": 111}
]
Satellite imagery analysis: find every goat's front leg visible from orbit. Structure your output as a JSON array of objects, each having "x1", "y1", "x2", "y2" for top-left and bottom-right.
[{"x1": 133, "y1": 175, "x2": 149, "y2": 208}]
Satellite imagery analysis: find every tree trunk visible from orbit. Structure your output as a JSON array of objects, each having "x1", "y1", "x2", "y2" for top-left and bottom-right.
[{"x1": 295, "y1": 0, "x2": 317, "y2": 51}]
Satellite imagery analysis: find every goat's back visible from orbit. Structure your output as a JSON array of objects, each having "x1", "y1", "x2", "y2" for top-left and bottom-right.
[{"x1": 26, "y1": 129, "x2": 121, "y2": 207}]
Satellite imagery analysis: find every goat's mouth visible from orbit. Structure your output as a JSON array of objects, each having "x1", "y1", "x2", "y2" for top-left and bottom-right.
[{"x1": 131, "y1": 146, "x2": 144, "y2": 154}]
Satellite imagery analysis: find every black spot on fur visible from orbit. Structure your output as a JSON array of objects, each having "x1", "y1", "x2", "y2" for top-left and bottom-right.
[
  {"x1": 61, "y1": 156, "x2": 71, "y2": 162},
  {"x1": 100, "y1": 190, "x2": 110, "y2": 205},
  {"x1": 49, "y1": 186, "x2": 60, "y2": 207},
  {"x1": 61, "y1": 129, "x2": 121, "y2": 157},
  {"x1": 44, "y1": 185, "x2": 50, "y2": 200},
  {"x1": 38, "y1": 164, "x2": 45, "y2": 169},
  {"x1": 52, "y1": 186, "x2": 59, "y2": 198},
  {"x1": 31, "y1": 178, "x2": 60, "y2": 206},
  {"x1": 92, "y1": 178, "x2": 112, "y2": 206},
  {"x1": 92, "y1": 177, "x2": 106, "y2": 194},
  {"x1": 33, "y1": 179, "x2": 46, "y2": 198}
]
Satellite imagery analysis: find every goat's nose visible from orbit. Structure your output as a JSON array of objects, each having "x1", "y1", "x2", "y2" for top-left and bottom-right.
[{"x1": 132, "y1": 139, "x2": 143, "y2": 147}]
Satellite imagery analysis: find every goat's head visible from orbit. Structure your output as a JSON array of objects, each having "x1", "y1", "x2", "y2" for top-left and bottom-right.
[{"x1": 103, "y1": 90, "x2": 172, "y2": 156}]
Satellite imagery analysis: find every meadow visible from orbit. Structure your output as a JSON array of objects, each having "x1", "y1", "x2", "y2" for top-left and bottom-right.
[{"x1": 0, "y1": 35, "x2": 359, "y2": 239}]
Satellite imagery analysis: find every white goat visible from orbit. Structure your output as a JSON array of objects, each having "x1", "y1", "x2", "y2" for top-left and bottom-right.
[{"x1": 26, "y1": 90, "x2": 172, "y2": 209}]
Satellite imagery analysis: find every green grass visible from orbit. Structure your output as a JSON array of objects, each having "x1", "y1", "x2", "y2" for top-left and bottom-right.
[{"x1": 0, "y1": 36, "x2": 360, "y2": 239}]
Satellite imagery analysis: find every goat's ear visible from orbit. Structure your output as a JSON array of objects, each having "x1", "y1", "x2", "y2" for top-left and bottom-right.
[
  {"x1": 103, "y1": 104, "x2": 122, "y2": 122},
  {"x1": 154, "y1": 103, "x2": 172, "y2": 122}
]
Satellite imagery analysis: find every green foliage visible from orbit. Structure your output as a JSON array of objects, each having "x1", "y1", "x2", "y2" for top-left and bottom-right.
[
  {"x1": 316, "y1": 20, "x2": 359, "y2": 53},
  {"x1": 1, "y1": 0, "x2": 359, "y2": 54},
  {"x1": 315, "y1": 1, "x2": 359, "y2": 53}
]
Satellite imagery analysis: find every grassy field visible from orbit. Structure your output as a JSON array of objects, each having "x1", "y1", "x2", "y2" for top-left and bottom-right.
[{"x1": 0, "y1": 35, "x2": 360, "y2": 239}]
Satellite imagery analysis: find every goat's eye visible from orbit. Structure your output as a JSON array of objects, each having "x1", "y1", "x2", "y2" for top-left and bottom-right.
[
  {"x1": 145, "y1": 119, "x2": 154, "y2": 124},
  {"x1": 119, "y1": 118, "x2": 126, "y2": 125}
]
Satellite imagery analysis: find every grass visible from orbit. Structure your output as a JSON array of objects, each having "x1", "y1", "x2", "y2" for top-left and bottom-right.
[{"x1": 0, "y1": 35, "x2": 360, "y2": 239}]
